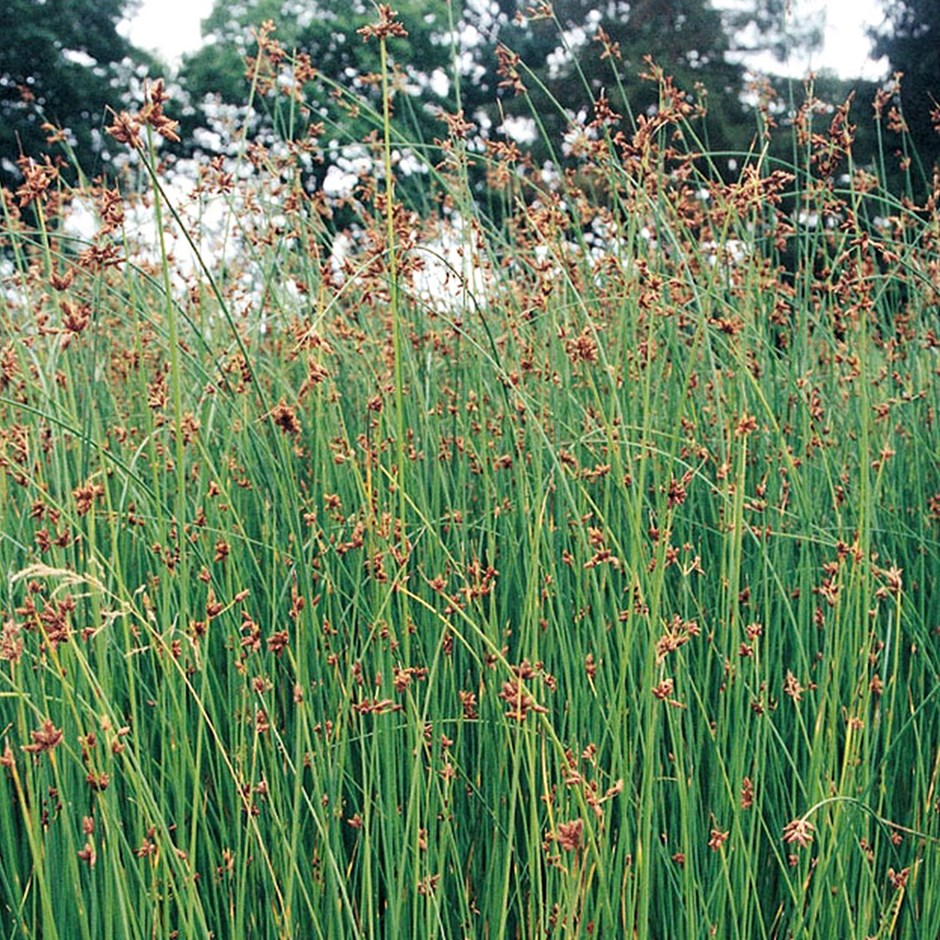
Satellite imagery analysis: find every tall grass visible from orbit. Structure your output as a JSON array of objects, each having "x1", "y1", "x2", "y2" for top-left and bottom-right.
[{"x1": 0, "y1": 13, "x2": 938, "y2": 938}]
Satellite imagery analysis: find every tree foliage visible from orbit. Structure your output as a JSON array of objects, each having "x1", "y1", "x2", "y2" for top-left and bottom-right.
[
  {"x1": 456, "y1": 0, "x2": 753, "y2": 169},
  {"x1": 0, "y1": 0, "x2": 148, "y2": 183},
  {"x1": 179, "y1": 0, "x2": 454, "y2": 147},
  {"x1": 871, "y1": 0, "x2": 940, "y2": 171},
  {"x1": 723, "y1": 0, "x2": 823, "y2": 62},
  {"x1": 176, "y1": 0, "x2": 829, "y2": 190}
]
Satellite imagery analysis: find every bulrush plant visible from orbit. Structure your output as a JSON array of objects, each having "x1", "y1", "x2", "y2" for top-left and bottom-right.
[{"x1": 1, "y1": 5, "x2": 940, "y2": 937}]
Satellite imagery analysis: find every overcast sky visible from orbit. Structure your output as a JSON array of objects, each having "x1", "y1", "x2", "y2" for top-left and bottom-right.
[{"x1": 123, "y1": 0, "x2": 889, "y2": 81}]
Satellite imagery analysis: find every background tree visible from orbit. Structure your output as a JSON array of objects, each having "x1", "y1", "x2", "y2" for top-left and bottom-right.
[
  {"x1": 178, "y1": 0, "x2": 454, "y2": 155},
  {"x1": 456, "y1": 0, "x2": 754, "y2": 172},
  {"x1": 0, "y1": 0, "x2": 149, "y2": 184},
  {"x1": 445, "y1": 0, "x2": 825, "y2": 180},
  {"x1": 179, "y1": 0, "x2": 825, "y2": 173},
  {"x1": 871, "y1": 0, "x2": 940, "y2": 176},
  {"x1": 723, "y1": 0, "x2": 823, "y2": 63}
]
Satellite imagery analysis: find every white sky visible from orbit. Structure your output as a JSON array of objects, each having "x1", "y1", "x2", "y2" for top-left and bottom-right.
[{"x1": 122, "y1": 0, "x2": 888, "y2": 81}]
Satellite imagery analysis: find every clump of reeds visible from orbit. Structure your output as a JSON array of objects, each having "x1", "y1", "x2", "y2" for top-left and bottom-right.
[{"x1": 0, "y1": 6, "x2": 938, "y2": 937}]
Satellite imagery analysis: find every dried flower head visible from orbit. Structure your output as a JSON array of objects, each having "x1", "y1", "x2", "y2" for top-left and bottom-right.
[
  {"x1": 782, "y1": 817, "x2": 815, "y2": 849},
  {"x1": 708, "y1": 827, "x2": 729, "y2": 851},
  {"x1": 555, "y1": 819, "x2": 584, "y2": 853},
  {"x1": 22, "y1": 719, "x2": 64, "y2": 755},
  {"x1": 357, "y1": 5, "x2": 408, "y2": 41}
]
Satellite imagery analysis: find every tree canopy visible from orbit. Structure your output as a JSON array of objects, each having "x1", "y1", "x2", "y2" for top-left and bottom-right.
[
  {"x1": 871, "y1": 0, "x2": 940, "y2": 174},
  {"x1": 179, "y1": 0, "x2": 454, "y2": 147},
  {"x1": 462, "y1": 0, "x2": 750, "y2": 157},
  {"x1": 0, "y1": 0, "x2": 153, "y2": 184},
  {"x1": 177, "y1": 0, "x2": 826, "y2": 184},
  {"x1": 6, "y1": 0, "x2": 938, "y2": 196}
]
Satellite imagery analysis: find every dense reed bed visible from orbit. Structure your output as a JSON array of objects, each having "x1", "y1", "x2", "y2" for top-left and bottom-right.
[{"x1": 0, "y1": 13, "x2": 938, "y2": 938}]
